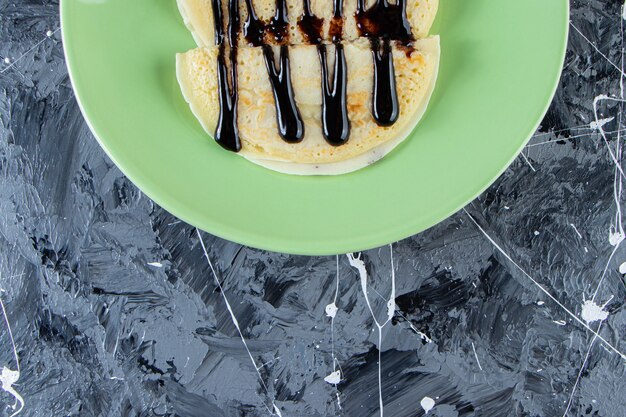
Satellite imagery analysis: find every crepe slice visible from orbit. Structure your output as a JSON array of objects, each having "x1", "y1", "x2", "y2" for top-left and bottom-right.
[
  {"x1": 177, "y1": 0, "x2": 439, "y2": 47},
  {"x1": 176, "y1": 37, "x2": 439, "y2": 174}
]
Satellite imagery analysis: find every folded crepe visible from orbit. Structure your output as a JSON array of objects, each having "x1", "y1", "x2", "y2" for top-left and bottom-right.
[
  {"x1": 177, "y1": 0, "x2": 439, "y2": 47},
  {"x1": 176, "y1": 0, "x2": 440, "y2": 174}
]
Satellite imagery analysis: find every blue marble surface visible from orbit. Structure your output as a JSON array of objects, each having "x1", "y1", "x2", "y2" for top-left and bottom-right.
[{"x1": 0, "y1": 0, "x2": 624, "y2": 416}]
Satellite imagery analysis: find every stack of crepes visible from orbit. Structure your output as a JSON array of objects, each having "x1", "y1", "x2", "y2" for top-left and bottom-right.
[{"x1": 176, "y1": 0, "x2": 440, "y2": 174}]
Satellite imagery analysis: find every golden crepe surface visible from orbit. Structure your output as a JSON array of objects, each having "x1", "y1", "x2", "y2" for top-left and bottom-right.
[
  {"x1": 176, "y1": 0, "x2": 440, "y2": 174},
  {"x1": 178, "y1": 38, "x2": 439, "y2": 164}
]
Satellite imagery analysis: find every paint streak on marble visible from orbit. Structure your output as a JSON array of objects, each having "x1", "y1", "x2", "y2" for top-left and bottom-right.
[
  {"x1": 420, "y1": 396, "x2": 435, "y2": 414},
  {"x1": 347, "y1": 245, "x2": 396, "y2": 417},
  {"x1": 0, "y1": 295, "x2": 23, "y2": 417}
]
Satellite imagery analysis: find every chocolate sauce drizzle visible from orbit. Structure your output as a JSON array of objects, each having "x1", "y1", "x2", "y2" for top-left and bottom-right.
[
  {"x1": 268, "y1": 0, "x2": 290, "y2": 44},
  {"x1": 318, "y1": 43, "x2": 350, "y2": 145},
  {"x1": 213, "y1": 0, "x2": 241, "y2": 152},
  {"x1": 356, "y1": 0, "x2": 413, "y2": 127},
  {"x1": 356, "y1": 0, "x2": 412, "y2": 40},
  {"x1": 243, "y1": 0, "x2": 305, "y2": 142},
  {"x1": 263, "y1": 45, "x2": 305, "y2": 142},
  {"x1": 297, "y1": 0, "x2": 323, "y2": 45},
  {"x1": 208, "y1": 0, "x2": 414, "y2": 152},
  {"x1": 243, "y1": 0, "x2": 265, "y2": 46},
  {"x1": 329, "y1": 0, "x2": 344, "y2": 43},
  {"x1": 316, "y1": 0, "x2": 350, "y2": 145},
  {"x1": 370, "y1": 38, "x2": 398, "y2": 126}
]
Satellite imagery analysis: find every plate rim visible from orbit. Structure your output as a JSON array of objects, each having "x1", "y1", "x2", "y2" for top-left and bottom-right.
[{"x1": 60, "y1": 0, "x2": 570, "y2": 255}]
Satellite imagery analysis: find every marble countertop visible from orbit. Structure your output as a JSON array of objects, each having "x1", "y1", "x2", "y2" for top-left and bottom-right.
[{"x1": 0, "y1": 0, "x2": 624, "y2": 416}]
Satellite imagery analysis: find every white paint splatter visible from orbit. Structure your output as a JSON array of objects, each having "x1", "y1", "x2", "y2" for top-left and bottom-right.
[
  {"x1": 553, "y1": 320, "x2": 567, "y2": 326},
  {"x1": 581, "y1": 298, "x2": 612, "y2": 324},
  {"x1": 520, "y1": 152, "x2": 536, "y2": 172},
  {"x1": 471, "y1": 342, "x2": 483, "y2": 371},
  {"x1": 592, "y1": 226, "x2": 621, "y2": 304},
  {"x1": 562, "y1": 321, "x2": 603, "y2": 417},
  {"x1": 369, "y1": 286, "x2": 432, "y2": 343},
  {"x1": 147, "y1": 261, "x2": 163, "y2": 268},
  {"x1": 537, "y1": 301, "x2": 545, "y2": 306},
  {"x1": 0, "y1": 368, "x2": 23, "y2": 417},
  {"x1": 420, "y1": 397, "x2": 435, "y2": 414},
  {"x1": 196, "y1": 230, "x2": 282, "y2": 416},
  {"x1": 533, "y1": 230, "x2": 540, "y2": 236},
  {"x1": 571, "y1": 24, "x2": 626, "y2": 77},
  {"x1": 586, "y1": 51, "x2": 625, "y2": 304},
  {"x1": 590, "y1": 117, "x2": 615, "y2": 130},
  {"x1": 347, "y1": 244, "x2": 396, "y2": 417},
  {"x1": 256, "y1": 356, "x2": 280, "y2": 371},
  {"x1": 402, "y1": 316, "x2": 432, "y2": 343},
  {"x1": 619, "y1": 262, "x2": 626, "y2": 274},
  {"x1": 326, "y1": 255, "x2": 343, "y2": 410},
  {"x1": 325, "y1": 303, "x2": 337, "y2": 318},
  {"x1": 324, "y1": 370, "x2": 341, "y2": 385},
  {"x1": 569, "y1": 224, "x2": 583, "y2": 239},
  {"x1": 608, "y1": 230, "x2": 624, "y2": 246},
  {"x1": 463, "y1": 209, "x2": 626, "y2": 359},
  {"x1": 46, "y1": 30, "x2": 53, "y2": 37},
  {"x1": 3, "y1": 58, "x2": 9, "y2": 64},
  {"x1": 527, "y1": 128, "x2": 626, "y2": 148},
  {"x1": 1, "y1": 28, "x2": 59, "y2": 74},
  {"x1": 561, "y1": 26, "x2": 626, "y2": 414},
  {"x1": 592, "y1": 95, "x2": 626, "y2": 180},
  {"x1": 0, "y1": 295, "x2": 23, "y2": 417}
]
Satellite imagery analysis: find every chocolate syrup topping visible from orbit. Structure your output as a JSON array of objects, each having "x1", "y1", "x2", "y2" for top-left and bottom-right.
[
  {"x1": 328, "y1": 0, "x2": 344, "y2": 42},
  {"x1": 298, "y1": 0, "x2": 323, "y2": 45},
  {"x1": 328, "y1": 16, "x2": 344, "y2": 43},
  {"x1": 243, "y1": 0, "x2": 265, "y2": 46},
  {"x1": 333, "y1": 0, "x2": 343, "y2": 18},
  {"x1": 318, "y1": 43, "x2": 350, "y2": 145},
  {"x1": 215, "y1": 46, "x2": 240, "y2": 152},
  {"x1": 356, "y1": 0, "x2": 412, "y2": 41},
  {"x1": 227, "y1": 0, "x2": 240, "y2": 45},
  {"x1": 356, "y1": 0, "x2": 412, "y2": 126},
  {"x1": 371, "y1": 38, "x2": 399, "y2": 126},
  {"x1": 211, "y1": 0, "x2": 224, "y2": 44},
  {"x1": 267, "y1": 0, "x2": 290, "y2": 44},
  {"x1": 207, "y1": 0, "x2": 416, "y2": 153},
  {"x1": 213, "y1": 0, "x2": 241, "y2": 152},
  {"x1": 263, "y1": 45, "x2": 305, "y2": 142}
]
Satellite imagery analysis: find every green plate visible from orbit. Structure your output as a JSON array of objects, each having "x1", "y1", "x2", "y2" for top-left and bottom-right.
[{"x1": 61, "y1": 0, "x2": 568, "y2": 255}]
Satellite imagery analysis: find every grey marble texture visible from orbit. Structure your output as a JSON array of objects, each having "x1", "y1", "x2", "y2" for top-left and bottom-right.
[{"x1": 0, "y1": 0, "x2": 625, "y2": 416}]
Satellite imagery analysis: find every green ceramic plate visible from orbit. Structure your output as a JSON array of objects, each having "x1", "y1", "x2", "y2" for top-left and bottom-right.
[{"x1": 61, "y1": 0, "x2": 568, "y2": 255}]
